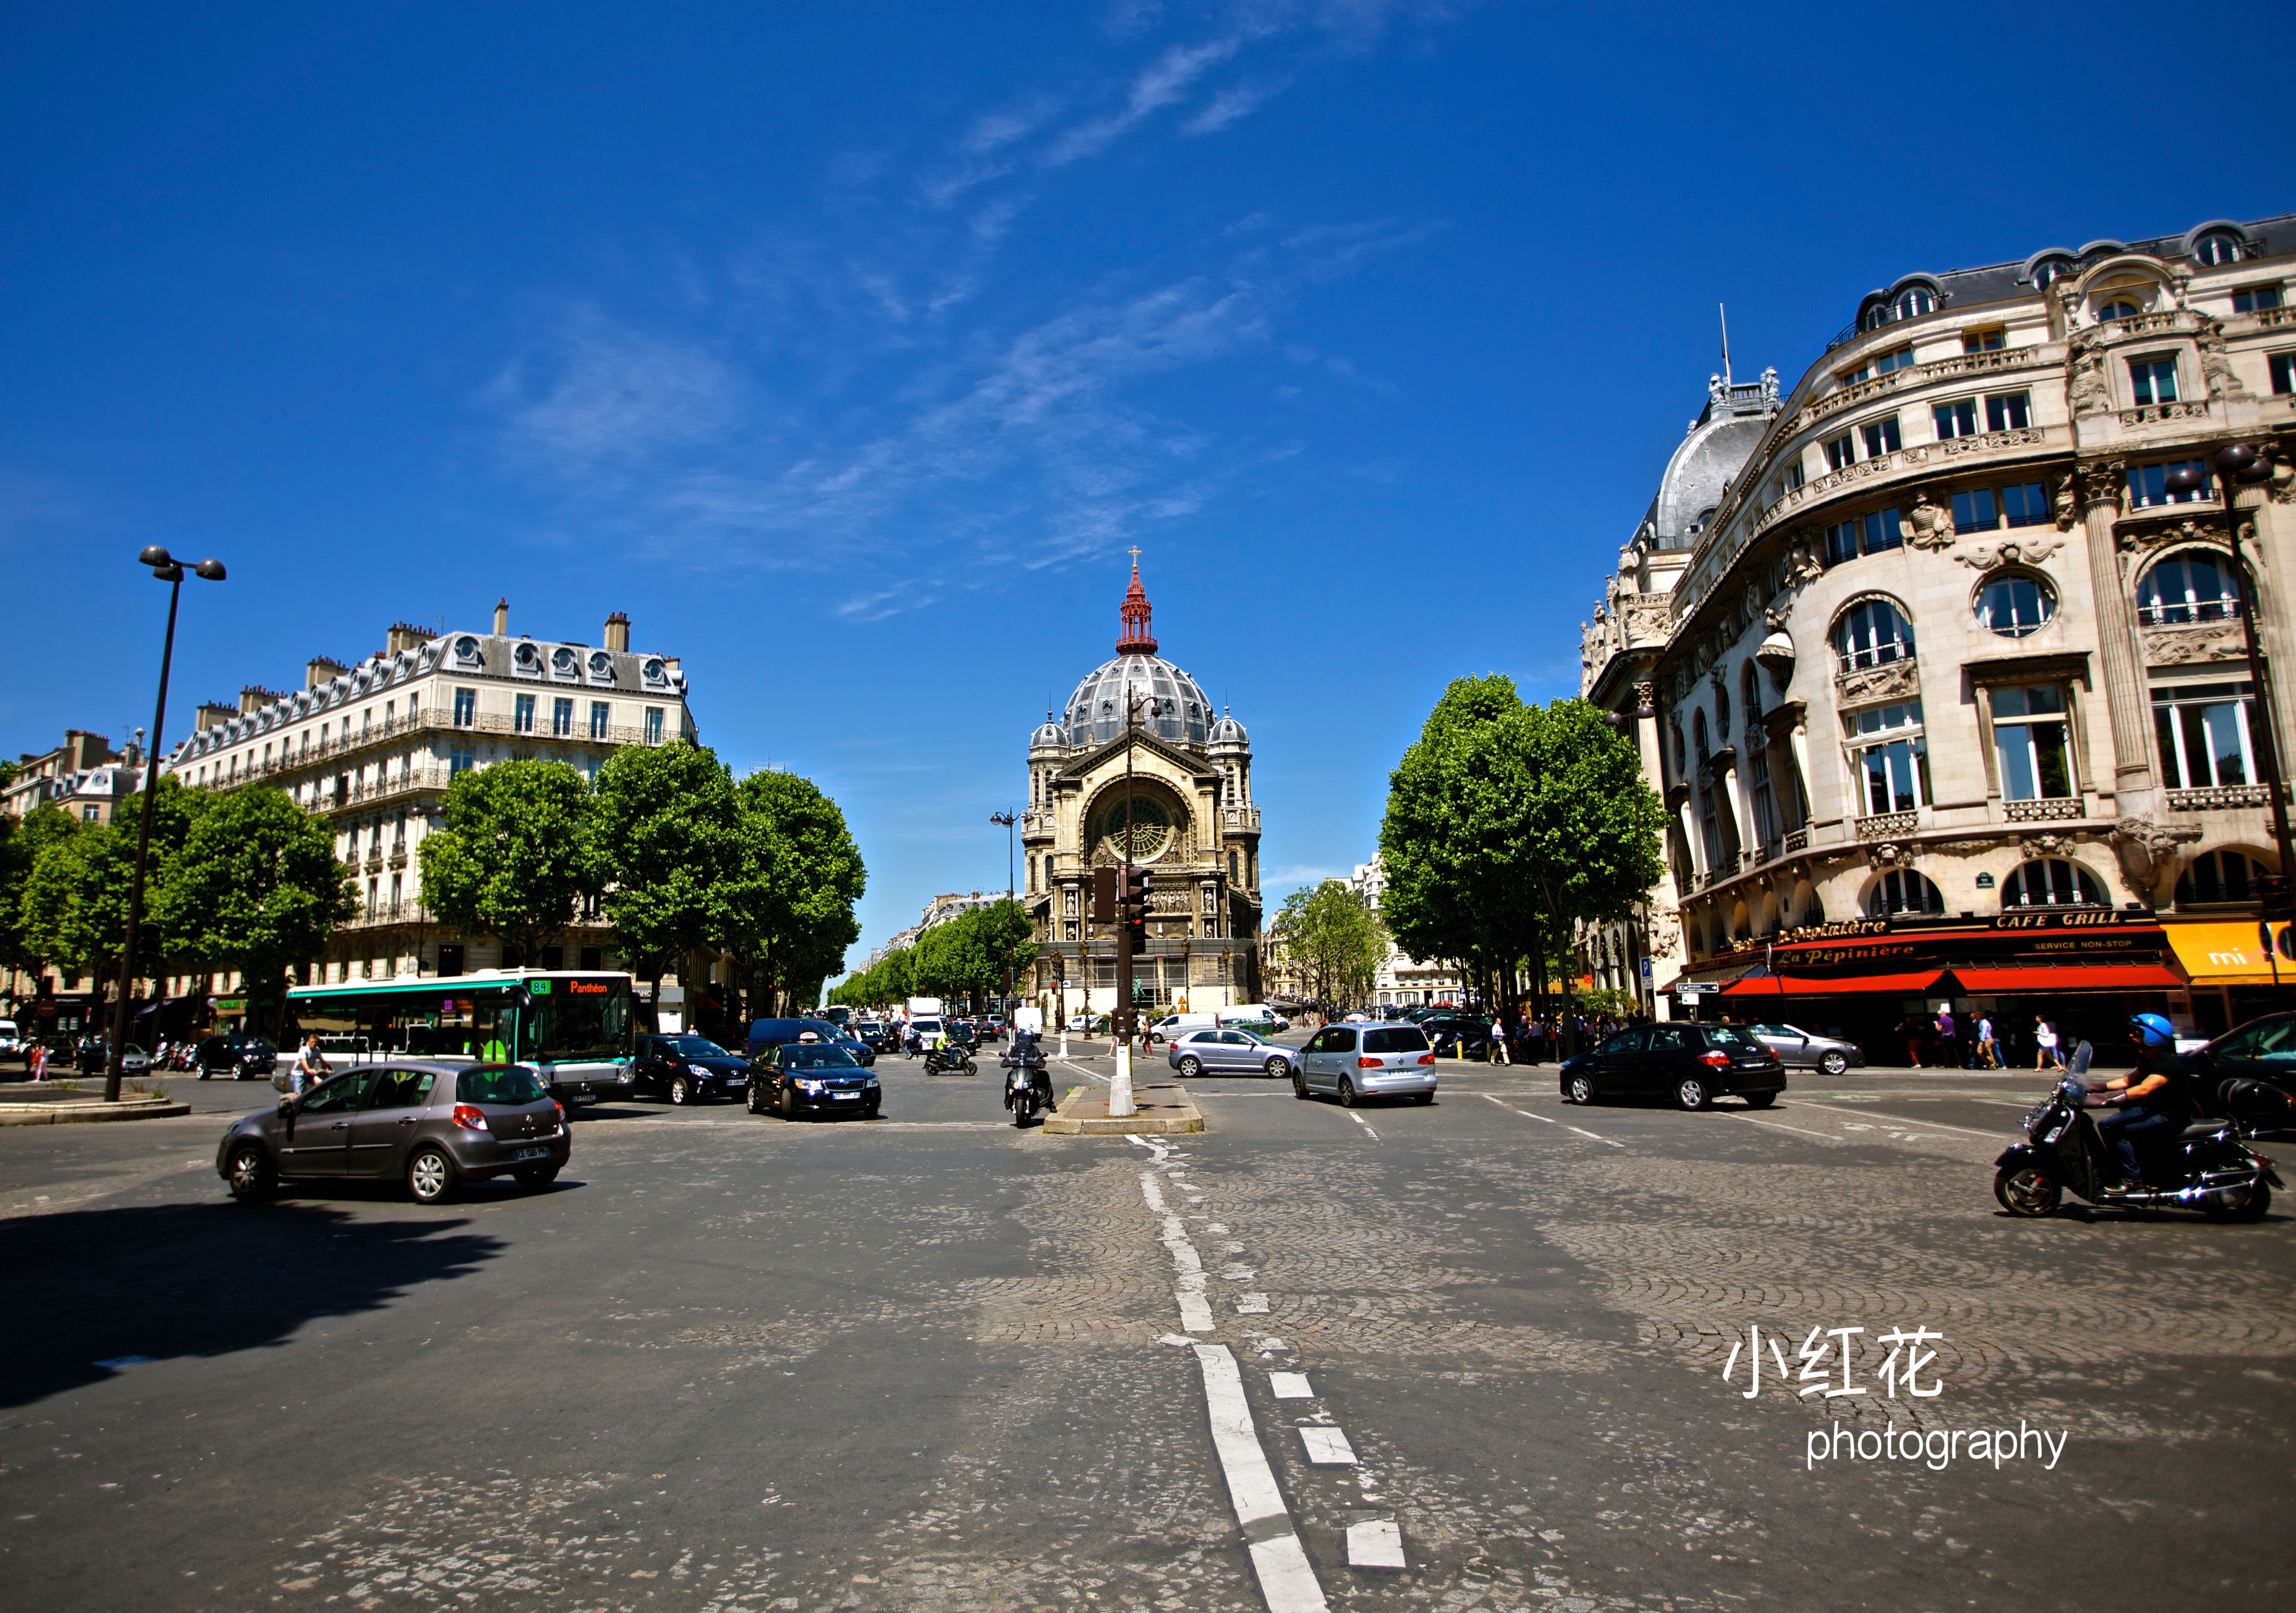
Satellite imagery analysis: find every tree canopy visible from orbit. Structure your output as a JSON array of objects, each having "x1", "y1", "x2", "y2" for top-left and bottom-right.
[
  {"x1": 417, "y1": 757, "x2": 597, "y2": 964},
  {"x1": 1269, "y1": 880, "x2": 1386, "y2": 1009},
  {"x1": 722, "y1": 769, "x2": 867, "y2": 1012},
  {"x1": 588, "y1": 740, "x2": 745, "y2": 994}
]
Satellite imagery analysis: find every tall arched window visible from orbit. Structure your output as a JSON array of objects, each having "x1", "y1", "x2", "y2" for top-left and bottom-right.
[
  {"x1": 1895, "y1": 286, "x2": 1936, "y2": 319},
  {"x1": 2002, "y1": 859, "x2": 2105, "y2": 907},
  {"x1": 1867, "y1": 869, "x2": 1944, "y2": 916},
  {"x1": 1741, "y1": 663, "x2": 1778, "y2": 850},
  {"x1": 2138, "y1": 550, "x2": 2243, "y2": 624},
  {"x1": 1834, "y1": 598, "x2": 1916, "y2": 670},
  {"x1": 2176, "y1": 849, "x2": 2271, "y2": 906}
]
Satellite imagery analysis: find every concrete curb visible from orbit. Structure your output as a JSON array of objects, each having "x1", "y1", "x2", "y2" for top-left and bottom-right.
[
  {"x1": 0, "y1": 1098, "x2": 193, "y2": 1127},
  {"x1": 1040, "y1": 1081, "x2": 1204, "y2": 1136}
]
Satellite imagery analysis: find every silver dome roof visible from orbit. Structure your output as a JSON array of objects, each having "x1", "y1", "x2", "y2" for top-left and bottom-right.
[
  {"x1": 1062, "y1": 653, "x2": 1212, "y2": 749},
  {"x1": 1209, "y1": 711, "x2": 1247, "y2": 745}
]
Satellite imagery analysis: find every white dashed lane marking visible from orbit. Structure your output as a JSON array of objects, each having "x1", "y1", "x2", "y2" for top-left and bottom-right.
[
  {"x1": 1478, "y1": 1092, "x2": 1624, "y2": 1147},
  {"x1": 1269, "y1": 1371, "x2": 1313, "y2": 1399},
  {"x1": 1193, "y1": 1343, "x2": 1330, "y2": 1613},
  {"x1": 1346, "y1": 1518, "x2": 1407, "y2": 1570},
  {"x1": 1297, "y1": 1425, "x2": 1358, "y2": 1466},
  {"x1": 1346, "y1": 1112, "x2": 1379, "y2": 1141}
]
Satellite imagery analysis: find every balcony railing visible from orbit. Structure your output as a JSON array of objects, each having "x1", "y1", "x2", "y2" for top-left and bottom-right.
[
  {"x1": 2119, "y1": 400, "x2": 2211, "y2": 428},
  {"x1": 2003, "y1": 796, "x2": 2083, "y2": 822},
  {"x1": 1855, "y1": 810, "x2": 1917, "y2": 840},
  {"x1": 1783, "y1": 828, "x2": 1810, "y2": 853},
  {"x1": 2168, "y1": 784, "x2": 2281, "y2": 811},
  {"x1": 183, "y1": 704, "x2": 674, "y2": 788}
]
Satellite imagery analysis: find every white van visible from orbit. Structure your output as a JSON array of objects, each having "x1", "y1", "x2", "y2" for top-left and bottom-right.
[
  {"x1": 0, "y1": 1020, "x2": 21, "y2": 1059},
  {"x1": 1148, "y1": 1011, "x2": 1219, "y2": 1045},
  {"x1": 1219, "y1": 1004, "x2": 1290, "y2": 1032}
]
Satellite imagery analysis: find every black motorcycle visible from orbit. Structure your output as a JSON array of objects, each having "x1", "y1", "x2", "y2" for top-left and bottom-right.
[
  {"x1": 922, "y1": 1040, "x2": 976, "y2": 1077},
  {"x1": 1002, "y1": 1035, "x2": 1052, "y2": 1127},
  {"x1": 1994, "y1": 1043, "x2": 2280, "y2": 1219}
]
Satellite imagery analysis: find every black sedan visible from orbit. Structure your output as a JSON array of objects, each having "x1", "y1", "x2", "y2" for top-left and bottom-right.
[
  {"x1": 746, "y1": 1042, "x2": 880, "y2": 1120},
  {"x1": 194, "y1": 1034, "x2": 278, "y2": 1079},
  {"x1": 631, "y1": 1033, "x2": 751, "y2": 1105},
  {"x1": 832, "y1": 1032, "x2": 877, "y2": 1067},
  {"x1": 2186, "y1": 1013, "x2": 2296, "y2": 1131},
  {"x1": 1559, "y1": 1022, "x2": 1785, "y2": 1110}
]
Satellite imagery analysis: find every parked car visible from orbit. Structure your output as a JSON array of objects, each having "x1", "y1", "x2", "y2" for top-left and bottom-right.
[
  {"x1": 1165, "y1": 1027, "x2": 1300, "y2": 1079},
  {"x1": 1559, "y1": 1023, "x2": 1785, "y2": 1110},
  {"x1": 1293, "y1": 1023, "x2": 1437, "y2": 1106},
  {"x1": 1420, "y1": 1015, "x2": 1493, "y2": 1059},
  {"x1": 1745, "y1": 1022, "x2": 1863, "y2": 1077},
  {"x1": 194, "y1": 1034, "x2": 278, "y2": 1080},
  {"x1": 216, "y1": 1061, "x2": 570, "y2": 1204},
  {"x1": 1148, "y1": 1011, "x2": 1219, "y2": 1046},
  {"x1": 631, "y1": 1033, "x2": 751, "y2": 1105},
  {"x1": 746, "y1": 1041, "x2": 881, "y2": 1120}
]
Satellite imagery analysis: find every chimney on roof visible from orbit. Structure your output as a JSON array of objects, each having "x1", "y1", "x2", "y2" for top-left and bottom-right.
[
  {"x1": 64, "y1": 730, "x2": 116, "y2": 770},
  {"x1": 494, "y1": 597, "x2": 509, "y2": 636},
  {"x1": 386, "y1": 622, "x2": 428, "y2": 654},
  {"x1": 195, "y1": 703, "x2": 236, "y2": 733},
  {"x1": 305, "y1": 657, "x2": 347, "y2": 691},
  {"x1": 238, "y1": 686, "x2": 284, "y2": 715},
  {"x1": 604, "y1": 611, "x2": 630, "y2": 652}
]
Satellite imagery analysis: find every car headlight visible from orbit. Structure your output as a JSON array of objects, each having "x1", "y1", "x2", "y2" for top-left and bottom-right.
[{"x1": 799, "y1": 1080, "x2": 825, "y2": 1093}]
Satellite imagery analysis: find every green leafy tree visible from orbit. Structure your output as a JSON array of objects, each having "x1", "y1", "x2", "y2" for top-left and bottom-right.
[
  {"x1": 1, "y1": 805, "x2": 86, "y2": 985},
  {"x1": 1269, "y1": 880, "x2": 1385, "y2": 1009},
  {"x1": 13, "y1": 778, "x2": 210, "y2": 998},
  {"x1": 589, "y1": 740, "x2": 743, "y2": 1012},
  {"x1": 417, "y1": 759, "x2": 597, "y2": 966},
  {"x1": 153, "y1": 786, "x2": 357, "y2": 1037},
  {"x1": 722, "y1": 770, "x2": 866, "y2": 1017}
]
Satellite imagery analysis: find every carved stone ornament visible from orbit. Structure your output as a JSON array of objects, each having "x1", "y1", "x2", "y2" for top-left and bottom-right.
[
  {"x1": 2020, "y1": 832, "x2": 2072, "y2": 859},
  {"x1": 1645, "y1": 910, "x2": 1682, "y2": 960},
  {"x1": 1904, "y1": 493, "x2": 1956, "y2": 551},
  {"x1": 2199, "y1": 318, "x2": 2246, "y2": 399},
  {"x1": 2108, "y1": 816, "x2": 2202, "y2": 896},
  {"x1": 1954, "y1": 535, "x2": 2066, "y2": 570},
  {"x1": 1835, "y1": 659, "x2": 1920, "y2": 705},
  {"x1": 2269, "y1": 453, "x2": 2295, "y2": 505},
  {"x1": 1633, "y1": 680, "x2": 1657, "y2": 713},
  {"x1": 2068, "y1": 347, "x2": 2113, "y2": 419},
  {"x1": 2052, "y1": 477, "x2": 2078, "y2": 531},
  {"x1": 2142, "y1": 620, "x2": 2247, "y2": 665},
  {"x1": 1867, "y1": 842, "x2": 1906, "y2": 868},
  {"x1": 1784, "y1": 543, "x2": 1824, "y2": 586},
  {"x1": 2074, "y1": 458, "x2": 2126, "y2": 511}
]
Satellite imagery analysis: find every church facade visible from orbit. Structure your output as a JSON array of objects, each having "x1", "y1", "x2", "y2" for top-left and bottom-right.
[{"x1": 1021, "y1": 562, "x2": 1264, "y2": 1022}]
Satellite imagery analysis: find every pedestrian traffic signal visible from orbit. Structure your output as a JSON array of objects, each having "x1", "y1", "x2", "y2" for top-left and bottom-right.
[{"x1": 1093, "y1": 865, "x2": 1117, "y2": 923}]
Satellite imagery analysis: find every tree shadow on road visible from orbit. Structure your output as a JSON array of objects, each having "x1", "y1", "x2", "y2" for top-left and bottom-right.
[{"x1": 0, "y1": 1200, "x2": 504, "y2": 1408}]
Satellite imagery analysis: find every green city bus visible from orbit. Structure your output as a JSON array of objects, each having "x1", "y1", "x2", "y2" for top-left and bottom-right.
[{"x1": 284, "y1": 970, "x2": 638, "y2": 1107}]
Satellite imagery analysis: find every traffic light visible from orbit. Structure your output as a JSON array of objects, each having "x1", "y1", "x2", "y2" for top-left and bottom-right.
[
  {"x1": 1093, "y1": 865, "x2": 1117, "y2": 923},
  {"x1": 2262, "y1": 875, "x2": 2296, "y2": 924},
  {"x1": 1121, "y1": 867, "x2": 1152, "y2": 946}
]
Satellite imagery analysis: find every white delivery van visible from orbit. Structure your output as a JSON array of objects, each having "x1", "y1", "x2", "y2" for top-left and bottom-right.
[
  {"x1": 1219, "y1": 1003, "x2": 1290, "y2": 1032},
  {"x1": 905, "y1": 997, "x2": 945, "y2": 1018},
  {"x1": 1148, "y1": 1011, "x2": 1219, "y2": 1045}
]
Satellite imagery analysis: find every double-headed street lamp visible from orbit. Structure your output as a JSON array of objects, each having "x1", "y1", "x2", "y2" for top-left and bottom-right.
[{"x1": 104, "y1": 546, "x2": 226, "y2": 1103}]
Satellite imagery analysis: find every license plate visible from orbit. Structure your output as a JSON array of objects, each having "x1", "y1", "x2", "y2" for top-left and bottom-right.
[
  {"x1": 509, "y1": 1146, "x2": 549, "y2": 1162},
  {"x1": 831, "y1": 1092, "x2": 860, "y2": 1101}
]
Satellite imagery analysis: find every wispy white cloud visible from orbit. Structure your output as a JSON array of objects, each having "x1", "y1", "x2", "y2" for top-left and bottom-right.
[
  {"x1": 1182, "y1": 75, "x2": 1290, "y2": 133},
  {"x1": 1042, "y1": 37, "x2": 1242, "y2": 166},
  {"x1": 487, "y1": 309, "x2": 737, "y2": 472}
]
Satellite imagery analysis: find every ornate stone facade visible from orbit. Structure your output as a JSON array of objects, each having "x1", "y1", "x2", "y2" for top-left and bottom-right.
[
  {"x1": 1022, "y1": 563, "x2": 1263, "y2": 1020},
  {"x1": 1579, "y1": 215, "x2": 2296, "y2": 1036}
]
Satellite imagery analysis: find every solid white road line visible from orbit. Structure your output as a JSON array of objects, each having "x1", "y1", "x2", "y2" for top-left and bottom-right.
[
  {"x1": 1270, "y1": 1371, "x2": 1314, "y2": 1399},
  {"x1": 1781, "y1": 1098, "x2": 2014, "y2": 1141},
  {"x1": 1297, "y1": 1425, "x2": 1358, "y2": 1465},
  {"x1": 1346, "y1": 1112, "x2": 1380, "y2": 1141},
  {"x1": 1141, "y1": 1171, "x2": 1215, "y2": 1332},
  {"x1": 1345, "y1": 1519, "x2": 1406, "y2": 1570},
  {"x1": 1193, "y1": 1344, "x2": 1330, "y2": 1613}
]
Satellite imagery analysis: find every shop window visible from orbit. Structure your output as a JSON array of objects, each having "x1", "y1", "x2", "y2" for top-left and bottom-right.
[{"x1": 2002, "y1": 859, "x2": 2105, "y2": 907}]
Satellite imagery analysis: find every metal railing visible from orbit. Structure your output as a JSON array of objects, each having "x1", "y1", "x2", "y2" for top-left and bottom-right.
[{"x1": 184, "y1": 704, "x2": 673, "y2": 787}]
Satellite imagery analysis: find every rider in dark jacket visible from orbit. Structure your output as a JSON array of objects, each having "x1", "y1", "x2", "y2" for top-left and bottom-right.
[{"x1": 2095, "y1": 1013, "x2": 2203, "y2": 1187}]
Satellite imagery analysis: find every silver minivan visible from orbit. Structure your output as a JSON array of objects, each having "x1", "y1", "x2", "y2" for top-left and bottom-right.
[{"x1": 1293, "y1": 1023, "x2": 1437, "y2": 1106}]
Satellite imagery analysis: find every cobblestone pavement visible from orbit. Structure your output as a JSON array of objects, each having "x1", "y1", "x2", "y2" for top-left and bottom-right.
[{"x1": 1, "y1": 1061, "x2": 2292, "y2": 1611}]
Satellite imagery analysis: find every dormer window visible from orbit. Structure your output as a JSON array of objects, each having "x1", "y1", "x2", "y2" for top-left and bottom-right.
[
  {"x1": 1894, "y1": 287, "x2": 1936, "y2": 319},
  {"x1": 2195, "y1": 233, "x2": 2243, "y2": 267},
  {"x1": 2032, "y1": 258, "x2": 2071, "y2": 289}
]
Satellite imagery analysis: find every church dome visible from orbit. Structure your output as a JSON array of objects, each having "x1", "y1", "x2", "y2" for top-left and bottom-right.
[
  {"x1": 1050, "y1": 557, "x2": 1216, "y2": 749},
  {"x1": 1209, "y1": 711, "x2": 1247, "y2": 745},
  {"x1": 1031, "y1": 714, "x2": 1065, "y2": 750}
]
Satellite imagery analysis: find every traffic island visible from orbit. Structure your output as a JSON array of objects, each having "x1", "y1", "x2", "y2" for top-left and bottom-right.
[
  {"x1": 0, "y1": 1092, "x2": 192, "y2": 1126},
  {"x1": 1040, "y1": 1080, "x2": 1204, "y2": 1135}
]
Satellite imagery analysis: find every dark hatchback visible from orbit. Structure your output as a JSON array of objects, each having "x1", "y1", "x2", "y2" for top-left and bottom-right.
[
  {"x1": 1560, "y1": 1023, "x2": 1786, "y2": 1110},
  {"x1": 746, "y1": 1042, "x2": 881, "y2": 1120},
  {"x1": 194, "y1": 1034, "x2": 279, "y2": 1079},
  {"x1": 2186, "y1": 1013, "x2": 2296, "y2": 1131},
  {"x1": 631, "y1": 1033, "x2": 751, "y2": 1105}
]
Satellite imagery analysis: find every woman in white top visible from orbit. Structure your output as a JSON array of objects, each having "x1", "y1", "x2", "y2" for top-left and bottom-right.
[{"x1": 2034, "y1": 1017, "x2": 2060, "y2": 1070}]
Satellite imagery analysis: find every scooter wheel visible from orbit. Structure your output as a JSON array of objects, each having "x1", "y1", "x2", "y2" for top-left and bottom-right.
[
  {"x1": 1993, "y1": 1165, "x2": 2061, "y2": 1217},
  {"x1": 2203, "y1": 1179, "x2": 2272, "y2": 1222}
]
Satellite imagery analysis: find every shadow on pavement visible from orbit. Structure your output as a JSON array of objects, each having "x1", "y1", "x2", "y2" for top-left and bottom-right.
[{"x1": 0, "y1": 1200, "x2": 504, "y2": 1408}]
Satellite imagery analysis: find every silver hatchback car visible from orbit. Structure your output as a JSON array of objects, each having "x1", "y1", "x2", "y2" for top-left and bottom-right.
[
  {"x1": 1165, "y1": 1028, "x2": 1300, "y2": 1079},
  {"x1": 216, "y1": 1061, "x2": 570, "y2": 1205},
  {"x1": 1293, "y1": 1023, "x2": 1437, "y2": 1106},
  {"x1": 1745, "y1": 1022, "x2": 1864, "y2": 1076}
]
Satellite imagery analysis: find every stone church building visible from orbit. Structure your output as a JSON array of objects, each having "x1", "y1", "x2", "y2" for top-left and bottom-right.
[{"x1": 1022, "y1": 561, "x2": 1264, "y2": 1022}]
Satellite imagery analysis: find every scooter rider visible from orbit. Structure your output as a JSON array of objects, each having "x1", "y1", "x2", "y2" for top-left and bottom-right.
[
  {"x1": 1002, "y1": 1029, "x2": 1054, "y2": 1111},
  {"x1": 2092, "y1": 1013, "x2": 2203, "y2": 1188}
]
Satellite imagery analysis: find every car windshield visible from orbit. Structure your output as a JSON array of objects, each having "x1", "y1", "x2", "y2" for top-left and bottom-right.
[
  {"x1": 457, "y1": 1066, "x2": 547, "y2": 1105},
  {"x1": 784, "y1": 1046, "x2": 861, "y2": 1069},
  {"x1": 1704, "y1": 1026, "x2": 1759, "y2": 1048},
  {"x1": 1363, "y1": 1028, "x2": 1430, "y2": 1053},
  {"x1": 666, "y1": 1036, "x2": 728, "y2": 1057}
]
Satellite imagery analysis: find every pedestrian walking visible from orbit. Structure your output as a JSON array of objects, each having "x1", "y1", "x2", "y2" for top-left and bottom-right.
[
  {"x1": 1934, "y1": 1006, "x2": 1959, "y2": 1070},
  {"x1": 31, "y1": 1041, "x2": 47, "y2": 1083},
  {"x1": 1490, "y1": 1019, "x2": 1510, "y2": 1066},
  {"x1": 2035, "y1": 1017, "x2": 2061, "y2": 1071},
  {"x1": 1900, "y1": 1012, "x2": 1926, "y2": 1068},
  {"x1": 1975, "y1": 1013, "x2": 1997, "y2": 1070}
]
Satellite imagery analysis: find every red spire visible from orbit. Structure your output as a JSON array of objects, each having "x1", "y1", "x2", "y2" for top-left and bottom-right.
[{"x1": 1116, "y1": 548, "x2": 1157, "y2": 654}]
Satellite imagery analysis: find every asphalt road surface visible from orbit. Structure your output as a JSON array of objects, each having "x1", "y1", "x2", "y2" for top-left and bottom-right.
[{"x1": 4, "y1": 1044, "x2": 2293, "y2": 1611}]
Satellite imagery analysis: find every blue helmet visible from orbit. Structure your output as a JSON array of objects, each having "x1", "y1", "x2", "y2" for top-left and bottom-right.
[{"x1": 2130, "y1": 1012, "x2": 2175, "y2": 1048}]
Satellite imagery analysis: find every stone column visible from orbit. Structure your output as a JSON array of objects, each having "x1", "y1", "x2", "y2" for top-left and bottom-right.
[{"x1": 2076, "y1": 457, "x2": 2154, "y2": 797}]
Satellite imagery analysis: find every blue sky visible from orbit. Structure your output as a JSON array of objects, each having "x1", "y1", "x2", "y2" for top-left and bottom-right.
[{"x1": 1, "y1": 2, "x2": 2281, "y2": 968}]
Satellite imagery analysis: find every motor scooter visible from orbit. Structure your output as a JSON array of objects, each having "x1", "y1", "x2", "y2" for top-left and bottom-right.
[
  {"x1": 1994, "y1": 1043, "x2": 2280, "y2": 1219},
  {"x1": 922, "y1": 1040, "x2": 976, "y2": 1077},
  {"x1": 1002, "y1": 1034, "x2": 1051, "y2": 1126}
]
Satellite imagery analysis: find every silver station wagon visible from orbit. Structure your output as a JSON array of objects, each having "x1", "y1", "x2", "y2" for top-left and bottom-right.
[
  {"x1": 216, "y1": 1062, "x2": 570, "y2": 1205},
  {"x1": 1292, "y1": 1023, "x2": 1438, "y2": 1106}
]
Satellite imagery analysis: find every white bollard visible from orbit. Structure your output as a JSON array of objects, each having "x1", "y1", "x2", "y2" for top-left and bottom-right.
[{"x1": 1109, "y1": 1040, "x2": 1137, "y2": 1117}]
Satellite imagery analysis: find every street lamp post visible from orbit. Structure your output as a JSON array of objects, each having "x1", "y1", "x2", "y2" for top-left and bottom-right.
[
  {"x1": 989, "y1": 810, "x2": 1017, "y2": 1021},
  {"x1": 104, "y1": 546, "x2": 226, "y2": 1103},
  {"x1": 2166, "y1": 447, "x2": 2290, "y2": 880}
]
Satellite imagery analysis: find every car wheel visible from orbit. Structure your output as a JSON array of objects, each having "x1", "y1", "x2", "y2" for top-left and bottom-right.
[
  {"x1": 1567, "y1": 1074, "x2": 1594, "y2": 1105},
  {"x1": 1820, "y1": 1051, "x2": 1849, "y2": 1077},
  {"x1": 225, "y1": 1143, "x2": 275, "y2": 1201},
  {"x1": 670, "y1": 1075, "x2": 692, "y2": 1106},
  {"x1": 1742, "y1": 1091, "x2": 1777, "y2": 1109},
  {"x1": 406, "y1": 1146, "x2": 457, "y2": 1205},
  {"x1": 778, "y1": 1084, "x2": 800, "y2": 1121},
  {"x1": 1292, "y1": 1074, "x2": 1309, "y2": 1100},
  {"x1": 1265, "y1": 1058, "x2": 1288, "y2": 1079},
  {"x1": 1178, "y1": 1056, "x2": 1202, "y2": 1078},
  {"x1": 513, "y1": 1166, "x2": 560, "y2": 1190},
  {"x1": 1675, "y1": 1076, "x2": 1711, "y2": 1112},
  {"x1": 197, "y1": 1068, "x2": 211, "y2": 1081},
  {"x1": 1413, "y1": 1091, "x2": 1435, "y2": 1105},
  {"x1": 1339, "y1": 1078, "x2": 1358, "y2": 1108}
]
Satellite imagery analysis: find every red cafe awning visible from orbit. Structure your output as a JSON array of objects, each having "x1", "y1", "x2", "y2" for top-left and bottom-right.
[
  {"x1": 1943, "y1": 963, "x2": 2183, "y2": 993},
  {"x1": 1718, "y1": 970, "x2": 1945, "y2": 998}
]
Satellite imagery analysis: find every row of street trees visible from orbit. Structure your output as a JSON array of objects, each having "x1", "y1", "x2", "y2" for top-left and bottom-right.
[
  {"x1": 1267, "y1": 880, "x2": 1387, "y2": 1009},
  {"x1": 0, "y1": 738, "x2": 865, "y2": 1039},
  {"x1": 828, "y1": 899, "x2": 1034, "y2": 1013},
  {"x1": 418, "y1": 740, "x2": 865, "y2": 1021},
  {"x1": 1378, "y1": 675, "x2": 1664, "y2": 1052}
]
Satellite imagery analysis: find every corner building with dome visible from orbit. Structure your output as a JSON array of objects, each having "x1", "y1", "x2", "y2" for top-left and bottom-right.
[{"x1": 1021, "y1": 562, "x2": 1264, "y2": 1021}]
